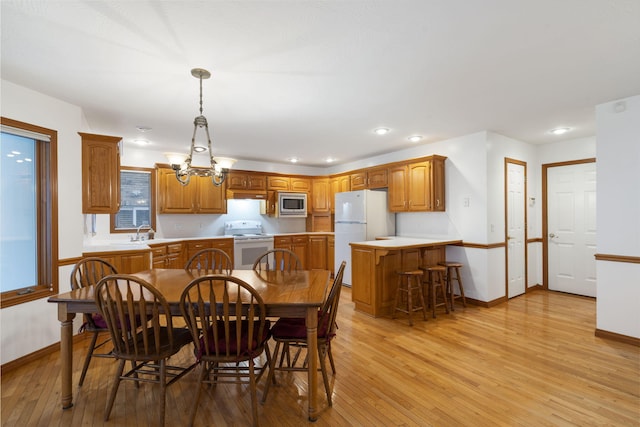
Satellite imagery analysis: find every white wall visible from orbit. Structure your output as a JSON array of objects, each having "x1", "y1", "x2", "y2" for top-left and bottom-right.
[
  {"x1": 1, "y1": 80, "x2": 85, "y2": 364},
  {"x1": 595, "y1": 94, "x2": 640, "y2": 338}
]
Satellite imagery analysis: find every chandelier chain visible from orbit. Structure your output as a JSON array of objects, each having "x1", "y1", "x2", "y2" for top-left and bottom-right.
[{"x1": 164, "y1": 68, "x2": 236, "y2": 186}]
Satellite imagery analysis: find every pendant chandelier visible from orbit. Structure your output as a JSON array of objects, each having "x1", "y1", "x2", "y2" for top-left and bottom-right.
[{"x1": 164, "y1": 68, "x2": 236, "y2": 186}]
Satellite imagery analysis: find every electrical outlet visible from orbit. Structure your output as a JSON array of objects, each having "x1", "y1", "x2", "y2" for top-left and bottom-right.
[{"x1": 463, "y1": 197, "x2": 470, "y2": 207}]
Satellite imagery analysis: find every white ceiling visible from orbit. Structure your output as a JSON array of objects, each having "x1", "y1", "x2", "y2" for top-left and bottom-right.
[{"x1": 2, "y1": 1, "x2": 639, "y2": 167}]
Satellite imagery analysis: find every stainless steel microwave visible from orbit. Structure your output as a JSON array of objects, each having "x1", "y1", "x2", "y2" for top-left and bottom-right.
[{"x1": 277, "y1": 192, "x2": 307, "y2": 218}]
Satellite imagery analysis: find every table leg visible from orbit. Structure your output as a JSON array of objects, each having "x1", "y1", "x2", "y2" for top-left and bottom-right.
[
  {"x1": 306, "y1": 306, "x2": 318, "y2": 421},
  {"x1": 58, "y1": 304, "x2": 75, "y2": 409}
]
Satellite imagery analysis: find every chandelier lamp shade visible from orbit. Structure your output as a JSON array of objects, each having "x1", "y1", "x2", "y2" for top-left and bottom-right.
[{"x1": 164, "y1": 68, "x2": 236, "y2": 186}]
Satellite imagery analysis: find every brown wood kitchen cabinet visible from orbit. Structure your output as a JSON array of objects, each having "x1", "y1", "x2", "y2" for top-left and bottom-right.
[
  {"x1": 184, "y1": 238, "x2": 234, "y2": 265},
  {"x1": 349, "y1": 240, "x2": 451, "y2": 317},
  {"x1": 149, "y1": 242, "x2": 184, "y2": 269},
  {"x1": 227, "y1": 171, "x2": 267, "y2": 191},
  {"x1": 83, "y1": 249, "x2": 151, "y2": 274},
  {"x1": 157, "y1": 167, "x2": 226, "y2": 214},
  {"x1": 327, "y1": 235, "x2": 335, "y2": 276},
  {"x1": 350, "y1": 166, "x2": 388, "y2": 191},
  {"x1": 308, "y1": 235, "x2": 328, "y2": 270},
  {"x1": 388, "y1": 163, "x2": 409, "y2": 211},
  {"x1": 311, "y1": 177, "x2": 330, "y2": 213},
  {"x1": 267, "y1": 176, "x2": 290, "y2": 191},
  {"x1": 80, "y1": 132, "x2": 121, "y2": 214},
  {"x1": 267, "y1": 175, "x2": 311, "y2": 193},
  {"x1": 388, "y1": 155, "x2": 446, "y2": 212},
  {"x1": 329, "y1": 174, "x2": 350, "y2": 213},
  {"x1": 274, "y1": 235, "x2": 308, "y2": 269}
]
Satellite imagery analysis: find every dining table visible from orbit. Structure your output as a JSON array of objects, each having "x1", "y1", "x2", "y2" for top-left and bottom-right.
[{"x1": 48, "y1": 268, "x2": 331, "y2": 421}]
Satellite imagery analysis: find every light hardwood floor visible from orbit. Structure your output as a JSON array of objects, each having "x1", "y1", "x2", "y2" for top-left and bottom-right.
[{"x1": 2, "y1": 287, "x2": 639, "y2": 426}]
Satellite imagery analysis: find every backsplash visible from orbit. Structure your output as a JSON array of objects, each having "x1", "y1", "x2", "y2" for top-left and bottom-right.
[{"x1": 84, "y1": 199, "x2": 307, "y2": 243}]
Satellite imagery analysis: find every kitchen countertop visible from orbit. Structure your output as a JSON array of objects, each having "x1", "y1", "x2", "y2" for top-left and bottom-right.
[
  {"x1": 82, "y1": 236, "x2": 232, "y2": 253},
  {"x1": 349, "y1": 236, "x2": 462, "y2": 249}
]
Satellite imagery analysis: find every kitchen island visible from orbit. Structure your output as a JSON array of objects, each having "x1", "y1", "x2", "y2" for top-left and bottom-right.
[{"x1": 350, "y1": 237, "x2": 462, "y2": 317}]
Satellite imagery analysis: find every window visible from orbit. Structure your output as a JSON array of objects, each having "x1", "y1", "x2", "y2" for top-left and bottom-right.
[
  {"x1": 1, "y1": 117, "x2": 58, "y2": 308},
  {"x1": 110, "y1": 167, "x2": 156, "y2": 233}
]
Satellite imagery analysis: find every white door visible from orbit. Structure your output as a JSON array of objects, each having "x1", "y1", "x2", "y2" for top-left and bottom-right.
[
  {"x1": 547, "y1": 162, "x2": 597, "y2": 297},
  {"x1": 506, "y1": 160, "x2": 526, "y2": 298}
]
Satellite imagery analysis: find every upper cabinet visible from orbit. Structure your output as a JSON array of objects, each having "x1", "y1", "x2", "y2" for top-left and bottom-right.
[
  {"x1": 227, "y1": 171, "x2": 266, "y2": 191},
  {"x1": 157, "y1": 167, "x2": 226, "y2": 214},
  {"x1": 388, "y1": 155, "x2": 446, "y2": 212},
  {"x1": 329, "y1": 175, "x2": 350, "y2": 213},
  {"x1": 80, "y1": 132, "x2": 121, "y2": 214},
  {"x1": 267, "y1": 175, "x2": 311, "y2": 193},
  {"x1": 267, "y1": 176, "x2": 290, "y2": 191},
  {"x1": 350, "y1": 167, "x2": 388, "y2": 191},
  {"x1": 311, "y1": 177, "x2": 330, "y2": 213},
  {"x1": 388, "y1": 164, "x2": 409, "y2": 211}
]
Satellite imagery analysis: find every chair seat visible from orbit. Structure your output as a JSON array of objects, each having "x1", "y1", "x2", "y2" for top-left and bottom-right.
[
  {"x1": 199, "y1": 319, "x2": 271, "y2": 360},
  {"x1": 84, "y1": 312, "x2": 152, "y2": 333},
  {"x1": 80, "y1": 313, "x2": 108, "y2": 332},
  {"x1": 116, "y1": 327, "x2": 193, "y2": 361},
  {"x1": 271, "y1": 311, "x2": 330, "y2": 340}
]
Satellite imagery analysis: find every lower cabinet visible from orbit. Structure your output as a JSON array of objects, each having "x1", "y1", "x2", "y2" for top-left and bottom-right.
[
  {"x1": 184, "y1": 238, "x2": 234, "y2": 266},
  {"x1": 150, "y1": 238, "x2": 234, "y2": 269},
  {"x1": 274, "y1": 235, "x2": 308, "y2": 269},
  {"x1": 84, "y1": 249, "x2": 151, "y2": 274},
  {"x1": 308, "y1": 235, "x2": 327, "y2": 270},
  {"x1": 150, "y1": 242, "x2": 184, "y2": 269},
  {"x1": 327, "y1": 235, "x2": 335, "y2": 276},
  {"x1": 349, "y1": 244, "x2": 446, "y2": 317}
]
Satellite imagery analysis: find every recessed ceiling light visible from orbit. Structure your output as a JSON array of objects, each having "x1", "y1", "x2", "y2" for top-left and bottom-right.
[
  {"x1": 133, "y1": 138, "x2": 151, "y2": 145},
  {"x1": 289, "y1": 157, "x2": 299, "y2": 163},
  {"x1": 325, "y1": 157, "x2": 335, "y2": 163},
  {"x1": 373, "y1": 127, "x2": 390, "y2": 135},
  {"x1": 193, "y1": 146, "x2": 207, "y2": 152},
  {"x1": 136, "y1": 126, "x2": 152, "y2": 132},
  {"x1": 408, "y1": 135, "x2": 423, "y2": 143},
  {"x1": 549, "y1": 127, "x2": 571, "y2": 135}
]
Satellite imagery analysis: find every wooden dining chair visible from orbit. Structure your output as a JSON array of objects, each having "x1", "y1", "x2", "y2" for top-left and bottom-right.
[
  {"x1": 70, "y1": 257, "x2": 119, "y2": 386},
  {"x1": 252, "y1": 248, "x2": 301, "y2": 272},
  {"x1": 262, "y1": 261, "x2": 346, "y2": 406},
  {"x1": 180, "y1": 275, "x2": 272, "y2": 427},
  {"x1": 94, "y1": 274, "x2": 195, "y2": 426},
  {"x1": 184, "y1": 248, "x2": 233, "y2": 274}
]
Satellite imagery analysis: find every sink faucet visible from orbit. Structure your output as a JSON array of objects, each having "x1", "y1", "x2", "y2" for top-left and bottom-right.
[{"x1": 132, "y1": 224, "x2": 150, "y2": 242}]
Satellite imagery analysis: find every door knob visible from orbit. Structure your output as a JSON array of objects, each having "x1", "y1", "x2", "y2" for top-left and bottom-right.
[{"x1": 549, "y1": 233, "x2": 556, "y2": 238}]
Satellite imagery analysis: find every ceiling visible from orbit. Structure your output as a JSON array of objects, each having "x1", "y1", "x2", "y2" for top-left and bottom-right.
[{"x1": 2, "y1": 1, "x2": 640, "y2": 167}]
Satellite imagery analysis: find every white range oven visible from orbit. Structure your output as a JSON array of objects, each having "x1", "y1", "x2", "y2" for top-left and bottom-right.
[{"x1": 224, "y1": 220, "x2": 274, "y2": 270}]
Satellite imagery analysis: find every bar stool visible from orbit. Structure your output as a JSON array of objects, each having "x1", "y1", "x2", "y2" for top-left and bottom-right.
[
  {"x1": 438, "y1": 261, "x2": 467, "y2": 310},
  {"x1": 392, "y1": 270, "x2": 427, "y2": 326},
  {"x1": 419, "y1": 265, "x2": 450, "y2": 318}
]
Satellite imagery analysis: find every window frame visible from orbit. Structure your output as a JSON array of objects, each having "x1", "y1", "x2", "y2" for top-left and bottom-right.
[
  {"x1": 0, "y1": 117, "x2": 58, "y2": 309},
  {"x1": 109, "y1": 166, "x2": 156, "y2": 234}
]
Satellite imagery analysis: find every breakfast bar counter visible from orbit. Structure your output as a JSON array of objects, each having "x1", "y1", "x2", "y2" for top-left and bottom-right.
[{"x1": 349, "y1": 237, "x2": 462, "y2": 317}]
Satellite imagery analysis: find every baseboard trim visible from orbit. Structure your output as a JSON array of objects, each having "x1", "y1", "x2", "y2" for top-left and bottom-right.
[
  {"x1": 595, "y1": 329, "x2": 640, "y2": 347},
  {"x1": 1, "y1": 333, "x2": 88, "y2": 375},
  {"x1": 464, "y1": 296, "x2": 507, "y2": 308}
]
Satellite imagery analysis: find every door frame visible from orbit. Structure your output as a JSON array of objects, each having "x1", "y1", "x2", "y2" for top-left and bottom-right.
[
  {"x1": 542, "y1": 158, "x2": 596, "y2": 290},
  {"x1": 504, "y1": 158, "x2": 528, "y2": 298}
]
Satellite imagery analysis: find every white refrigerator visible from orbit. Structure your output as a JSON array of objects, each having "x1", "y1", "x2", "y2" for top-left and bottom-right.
[{"x1": 334, "y1": 189, "x2": 395, "y2": 286}]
